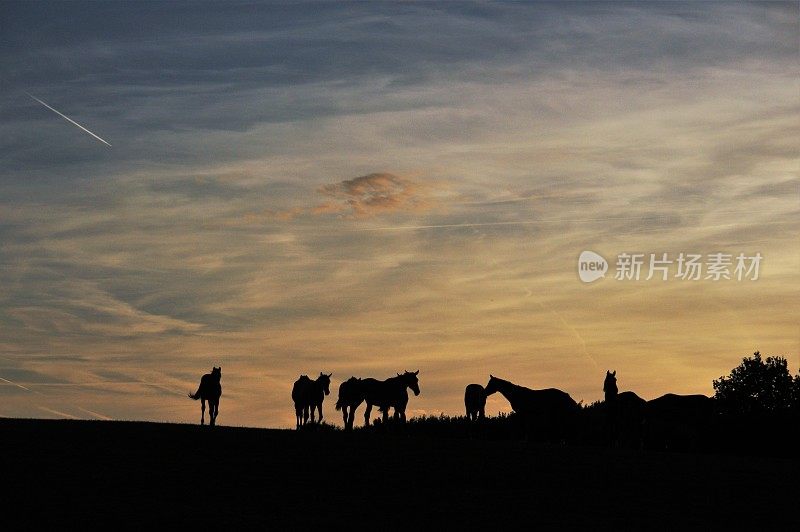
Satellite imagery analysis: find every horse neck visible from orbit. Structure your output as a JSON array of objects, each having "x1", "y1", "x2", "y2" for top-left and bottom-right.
[
  {"x1": 312, "y1": 378, "x2": 326, "y2": 394},
  {"x1": 493, "y1": 379, "x2": 518, "y2": 402},
  {"x1": 386, "y1": 375, "x2": 405, "y2": 388}
]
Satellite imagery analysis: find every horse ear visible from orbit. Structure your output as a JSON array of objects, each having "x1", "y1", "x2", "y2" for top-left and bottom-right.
[
  {"x1": 490, "y1": 374, "x2": 494, "y2": 378},
  {"x1": 612, "y1": 370, "x2": 616, "y2": 376},
  {"x1": 327, "y1": 373, "x2": 332, "y2": 377},
  {"x1": 414, "y1": 370, "x2": 419, "y2": 375}
]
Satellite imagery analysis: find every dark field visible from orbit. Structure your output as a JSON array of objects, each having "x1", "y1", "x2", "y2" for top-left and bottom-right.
[{"x1": 2, "y1": 418, "x2": 797, "y2": 530}]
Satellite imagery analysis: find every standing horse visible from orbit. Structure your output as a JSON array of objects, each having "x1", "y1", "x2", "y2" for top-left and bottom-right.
[
  {"x1": 484, "y1": 375, "x2": 579, "y2": 441},
  {"x1": 464, "y1": 384, "x2": 487, "y2": 421},
  {"x1": 603, "y1": 370, "x2": 646, "y2": 448},
  {"x1": 292, "y1": 372, "x2": 332, "y2": 428},
  {"x1": 335, "y1": 377, "x2": 365, "y2": 431},
  {"x1": 188, "y1": 366, "x2": 222, "y2": 426},
  {"x1": 362, "y1": 370, "x2": 420, "y2": 426}
]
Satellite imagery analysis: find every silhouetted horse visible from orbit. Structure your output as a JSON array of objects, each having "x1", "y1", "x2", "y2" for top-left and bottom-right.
[
  {"x1": 485, "y1": 375, "x2": 579, "y2": 441},
  {"x1": 645, "y1": 393, "x2": 714, "y2": 450},
  {"x1": 362, "y1": 370, "x2": 420, "y2": 426},
  {"x1": 292, "y1": 372, "x2": 332, "y2": 428},
  {"x1": 335, "y1": 376, "x2": 365, "y2": 431},
  {"x1": 464, "y1": 383, "x2": 486, "y2": 421},
  {"x1": 380, "y1": 386, "x2": 409, "y2": 422},
  {"x1": 188, "y1": 366, "x2": 222, "y2": 426},
  {"x1": 603, "y1": 370, "x2": 646, "y2": 448}
]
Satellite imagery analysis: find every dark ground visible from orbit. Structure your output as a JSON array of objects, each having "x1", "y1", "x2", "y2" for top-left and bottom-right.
[{"x1": 1, "y1": 418, "x2": 797, "y2": 530}]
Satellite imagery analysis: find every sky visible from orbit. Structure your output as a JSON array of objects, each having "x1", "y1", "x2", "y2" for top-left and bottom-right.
[{"x1": 0, "y1": 1, "x2": 797, "y2": 428}]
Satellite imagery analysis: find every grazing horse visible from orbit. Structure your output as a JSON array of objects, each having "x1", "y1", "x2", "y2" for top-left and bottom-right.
[
  {"x1": 362, "y1": 370, "x2": 420, "y2": 426},
  {"x1": 292, "y1": 372, "x2": 332, "y2": 428},
  {"x1": 603, "y1": 370, "x2": 646, "y2": 448},
  {"x1": 484, "y1": 375, "x2": 579, "y2": 441},
  {"x1": 645, "y1": 393, "x2": 714, "y2": 450},
  {"x1": 188, "y1": 366, "x2": 222, "y2": 426},
  {"x1": 464, "y1": 384, "x2": 487, "y2": 421},
  {"x1": 335, "y1": 377, "x2": 365, "y2": 431}
]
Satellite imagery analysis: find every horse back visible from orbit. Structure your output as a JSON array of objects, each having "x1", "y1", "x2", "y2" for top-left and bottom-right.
[
  {"x1": 648, "y1": 393, "x2": 712, "y2": 414},
  {"x1": 465, "y1": 384, "x2": 486, "y2": 409},
  {"x1": 646, "y1": 394, "x2": 714, "y2": 428},
  {"x1": 617, "y1": 391, "x2": 646, "y2": 409},
  {"x1": 529, "y1": 387, "x2": 579, "y2": 411},
  {"x1": 362, "y1": 377, "x2": 402, "y2": 407}
]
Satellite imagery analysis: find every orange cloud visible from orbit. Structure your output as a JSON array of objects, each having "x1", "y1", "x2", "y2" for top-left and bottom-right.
[{"x1": 315, "y1": 173, "x2": 431, "y2": 219}]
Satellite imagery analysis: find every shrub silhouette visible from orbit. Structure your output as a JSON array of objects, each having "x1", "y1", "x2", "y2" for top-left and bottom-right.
[{"x1": 713, "y1": 351, "x2": 795, "y2": 415}]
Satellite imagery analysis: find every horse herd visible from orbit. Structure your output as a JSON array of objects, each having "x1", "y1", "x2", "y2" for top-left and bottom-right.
[{"x1": 189, "y1": 367, "x2": 715, "y2": 448}]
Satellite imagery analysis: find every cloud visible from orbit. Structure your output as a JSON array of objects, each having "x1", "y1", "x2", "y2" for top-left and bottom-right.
[
  {"x1": 315, "y1": 173, "x2": 432, "y2": 219},
  {"x1": 231, "y1": 172, "x2": 435, "y2": 222}
]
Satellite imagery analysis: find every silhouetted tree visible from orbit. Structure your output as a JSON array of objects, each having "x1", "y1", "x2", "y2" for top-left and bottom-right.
[
  {"x1": 794, "y1": 373, "x2": 800, "y2": 411},
  {"x1": 713, "y1": 352, "x2": 794, "y2": 415}
]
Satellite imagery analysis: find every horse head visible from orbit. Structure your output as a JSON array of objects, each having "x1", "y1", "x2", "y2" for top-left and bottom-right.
[
  {"x1": 603, "y1": 370, "x2": 618, "y2": 400},
  {"x1": 319, "y1": 372, "x2": 332, "y2": 395},
  {"x1": 401, "y1": 370, "x2": 420, "y2": 396},
  {"x1": 212, "y1": 366, "x2": 222, "y2": 381},
  {"x1": 484, "y1": 374, "x2": 500, "y2": 395}
]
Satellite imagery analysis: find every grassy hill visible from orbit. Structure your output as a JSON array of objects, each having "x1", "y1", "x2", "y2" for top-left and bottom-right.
[{"x1": 2, "y1": 418, "x2": 797, "y2": 529}]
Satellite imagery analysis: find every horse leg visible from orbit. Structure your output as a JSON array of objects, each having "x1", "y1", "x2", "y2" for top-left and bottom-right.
[
  {"x1": 210, "y1": 400, "x2": 217, "y2": 426},
  {"x1": 309, "y1": 404, "x2": 316, "y2": 424},
  {"x1": 347, "y1": 405, "x2": 356, "y2": 430},
  {"x1": 364, "y1": 403, "x2": 372, "y2": 426},
  {"x1": 382, "y1": 407, "x2": 389, "y2": 424},
  {"x1": 317, "y1": 404, "x2": 323, "y2": 424},
  {"x1": 342, "y1": 406, "x2": 348, "y2": 427},
  {"x1": 479, "y1": 407, "x2": 485, "y2": 420},
  {"x1": 200, "y1": 399, "x2": 206, "y2": 425}
]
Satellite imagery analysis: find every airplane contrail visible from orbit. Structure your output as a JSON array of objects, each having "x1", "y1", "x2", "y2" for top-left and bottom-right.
[
  {"x1": 38, "y1": 406, "x2": 79, "y2": 419},
  {"x1": 26, "y1": 92, "x2": 112, "y2": 147},
  {"x1": 0, "y1": 376, "x2": 33, "y2": 392}
]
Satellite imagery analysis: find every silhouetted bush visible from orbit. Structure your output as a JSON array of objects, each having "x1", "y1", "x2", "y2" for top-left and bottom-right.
[{"x1": 713, "y1": 351, "x2": 795, "y2": 415}]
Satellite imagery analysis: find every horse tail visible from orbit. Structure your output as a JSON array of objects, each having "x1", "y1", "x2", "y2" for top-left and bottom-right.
[
  {"x1": 335, "y1": 397, "x2": 343, "y2": 411},
  {"x1": 188, "y1": 386, "x2": 201, "y2": 400}
]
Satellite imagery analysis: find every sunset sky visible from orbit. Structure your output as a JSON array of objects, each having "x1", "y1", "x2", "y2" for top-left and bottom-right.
[{"x1": 0, "y1": 1, "x2": 797, "y2": 428}]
